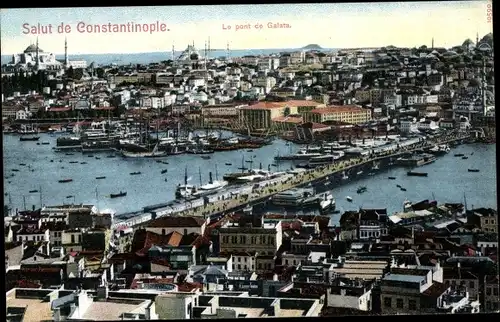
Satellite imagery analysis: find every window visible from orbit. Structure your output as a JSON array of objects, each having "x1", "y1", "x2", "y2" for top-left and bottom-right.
[
  {"x1": 469, "y1": 281, "x2": 475, "y2": 289},
  {"x1": 408, "y1": 300, "x2": 417, "y2": 310},
  {"x1": 258, "y1": 263, "x2": 262, "y2": 269},
  {"x1": 162, "y1": 229, "x2": 165, "y2": 235},
  {"x1": 486, "y1": 287, "x2": 492, "y2": 296},
  {"x1": 237, "y1": 264, "x2": 241, "y2": 270},
  {"x1": 493, "y1": 287, "x2": 499, "y2": 296},
  {"x1": 396, "y1": 298, "x2": 403, "y2": 308},
  {"x1": 384, "y1": 297, "x2": 392, "y2": 308},
  {"x1": 71, "y1": 235, "x2": 75, "y2": 243}
]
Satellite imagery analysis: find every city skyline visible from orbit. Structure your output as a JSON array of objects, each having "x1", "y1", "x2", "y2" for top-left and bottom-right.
[{"x1": 0, "y1": 2, "x2": 493, "y2": 55}]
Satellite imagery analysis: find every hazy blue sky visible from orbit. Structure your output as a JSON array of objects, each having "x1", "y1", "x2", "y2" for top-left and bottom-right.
[{"x1": 0, "y1": 2, "x2": 493, "y2": 54}]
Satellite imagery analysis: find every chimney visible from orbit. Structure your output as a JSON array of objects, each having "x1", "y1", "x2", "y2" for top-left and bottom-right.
[
  {"x1": 457, "y1": 262, "x2": 461, "y2": 279},
  {"x1": 96, "y1": 285, "x2": 108, "y2": 300}
]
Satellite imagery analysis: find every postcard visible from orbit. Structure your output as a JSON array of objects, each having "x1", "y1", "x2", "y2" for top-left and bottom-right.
[{"x1": 2, "y1": 1, "x2": 498, "y2": 319}]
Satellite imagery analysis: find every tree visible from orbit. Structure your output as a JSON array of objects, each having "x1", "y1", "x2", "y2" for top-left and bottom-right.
[{"x1": 66, "y1": 66, "x2": 74, "y2": 79}]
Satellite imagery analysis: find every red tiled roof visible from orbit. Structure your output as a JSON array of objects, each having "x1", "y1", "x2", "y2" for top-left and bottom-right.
[
  {"x1": 311, "y1": 122, "x2": 330, "y2": 129},
  {"x1": 135, "y1": 231, "x2": 184, "y2": 255},
  {"x1": 146, "y1": 216, "x2": 205, "y2": 228},
  {"x1": 130, "y1": 276, "x2": 174, "y2": 289},
  {"x1": 286, "y1": 100, "x2": 323, "y2": 107},
  {"x1": 176, "y1": 281, "x2": 202, "y2": 292},
  {"x1": 243, "y1": 102, "x2": 287, "y2": 110},
  {"x1": 422, "y1": 282, "x2": 450, "y2": 297},
  {"x1": 93, "y1": 106, "x2": 116, "y2": 110},
  {"x1": 16, "y1": 279, "x2": 42, "y2": 289},
  {"x1": 272, "y1": 116, "x2": 303, "y2": 123},
  {"x1": 21, "y1": 267, "x2": 62, "y2": 273},
  {"x1": 18, "y1": 226, "x2": 47, "y2": 235},
  {"x1": 151, "y1": 258, "x2": 171, "y2": 267}
]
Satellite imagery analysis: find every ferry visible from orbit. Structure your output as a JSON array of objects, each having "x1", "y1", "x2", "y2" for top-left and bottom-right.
[
  {"x1": 427, "y1": 144, "x2": 450, "y2": 155},
  {"x1": 121, "y1": 143, "x2": 168, "y2": 158},
  {"x1": 271, "y1": 188, "x2": 315, "y2": 207},
  {"x1": 175, "y1": 170, "x2": 228, "y2": 199},
  {"x1": 274, "y1": 149, "x2": 322, "y2": 161},
  {"x1": 82, "y1": 140, "x2": 116, "y2": 153},
  {"x1": 54, "y1": 136, "x2": 82, "y2": 151},
  {"x1": 303, "y1": 151, "x2": 345, "y2": 168}
]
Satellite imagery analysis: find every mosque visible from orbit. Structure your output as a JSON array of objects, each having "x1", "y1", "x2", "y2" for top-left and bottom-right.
[{"x1": 9, "y1": 38, "x2": 87, "y2": 71}]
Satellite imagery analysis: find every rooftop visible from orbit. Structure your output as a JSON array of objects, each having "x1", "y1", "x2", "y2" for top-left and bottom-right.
[
  {"x1": 146, "y1": 216, "x2": 206, "y2": 228},
  {"x1": 6, "y1": 289, "x2": 53, "y2": 322},
  {"x1": 383, "y1": 273, "x2": 426, "y2": 283},
  {"x1": 79, "y1": 299, "x2": 147, "y2": 320}
]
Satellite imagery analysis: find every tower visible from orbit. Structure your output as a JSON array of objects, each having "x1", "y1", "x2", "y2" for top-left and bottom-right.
[
  {"x1": 476, "y1": 32, "x2": 479, "y2": 46},
  {"x1": 204, "y1": 40, "x2": 207, "y2": 70},
  {"x1": 171, "y1": 44, "x2": 175, "y2": 62},
  {"x1": 64, "y1": 37, "x2": 69, "y2": 68},
  {"x1": 431, "y1": 37, "x2": 434, "y2": 49},
  {"x1": 226, "y1": 41, "x2": 230, "y2": 61},
  {"x1": 34, "y1": 37, "x2": 40, "y2": 71}
]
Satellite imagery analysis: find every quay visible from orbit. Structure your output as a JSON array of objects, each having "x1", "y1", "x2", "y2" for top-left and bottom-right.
[{"x1": 113, "y1": 132, "x2": 470, "y2": 230}]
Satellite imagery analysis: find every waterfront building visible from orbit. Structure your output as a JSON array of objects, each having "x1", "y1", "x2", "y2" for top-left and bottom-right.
[
  {"x1": 303, "y1": 105, "x2": 372, "y2": 125},
  {"x1": 238, "y1": 100, "x2": 324, "y2": 129}
]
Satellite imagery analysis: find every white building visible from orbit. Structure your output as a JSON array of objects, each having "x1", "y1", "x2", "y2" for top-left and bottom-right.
[{"x1": 400, "y1": 119, "x2": 419, "y2": 133}]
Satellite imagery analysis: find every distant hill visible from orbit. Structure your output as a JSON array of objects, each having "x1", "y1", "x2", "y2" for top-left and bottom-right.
[{"x1": 302, "y1": 44, "x2": 323, "y2": 50}]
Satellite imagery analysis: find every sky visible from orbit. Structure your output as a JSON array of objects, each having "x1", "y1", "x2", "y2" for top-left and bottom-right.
[{"x1": 0, "y1": 1, "x2": 493, "y2": 55}]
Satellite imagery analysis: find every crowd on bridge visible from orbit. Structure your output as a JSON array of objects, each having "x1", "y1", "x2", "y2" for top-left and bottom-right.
[{"x1": 133, "y1": 130, "x2": 470, "y2": 225}]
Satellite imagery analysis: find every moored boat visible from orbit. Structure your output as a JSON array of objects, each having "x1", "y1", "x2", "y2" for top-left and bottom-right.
[
  {"x1": 58, "y1": 179, "x2": 73, "y2": 183},
  {"x1": 110, "y1": 191, "x2": 127, "y2": 198},
  {"x1": 407, "y1": 171, "x2": 428, "y2": 177},
  {"x1": 20, "y1": 136, "x2": 40, "y2": 141}
]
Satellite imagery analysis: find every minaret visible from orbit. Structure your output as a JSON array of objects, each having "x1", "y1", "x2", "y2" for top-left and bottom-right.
[
  {"x1": 431, "y1": 37, "x2": 434, "y2": 49},
  {"x1": 64, "y1": 37, "x2": 69, "y2": 68},
  {"x1": 171, "y1": 43, "x2": 175, "y2": 61},
  {"x1": 226, "y1": 41, "x2": 230, "y2": 62},
  {"x1": 35, "y1": 37, "x2": 40, "y2": 70},
  {"x1": 476, "y1": 32, "x2": 479, "y2": 46},
  {"x1": 204, "y1": 41, "x2": 208, "y2": 70},
  {"x1": 482, "y1": 57, "x2": 487, "y2": 116}
]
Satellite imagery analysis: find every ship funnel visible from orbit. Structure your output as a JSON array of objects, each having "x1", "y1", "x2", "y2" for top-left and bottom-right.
[{"x1": 209, "y1": 172, "x2": 213, "y2": 184}]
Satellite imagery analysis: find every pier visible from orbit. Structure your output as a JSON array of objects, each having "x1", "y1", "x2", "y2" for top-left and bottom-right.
[{"x1": 114, "y1": 132, "x2": 470, "y2": 229}]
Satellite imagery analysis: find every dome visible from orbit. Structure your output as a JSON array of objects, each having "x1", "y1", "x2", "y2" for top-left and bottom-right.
[
  {"x1": 480, "y1": 33, "x2": 493, "y2": 45},
  {"x1": 442, "y1": 50, "x2": 458, "y2": 57},
  {"x1": 24, "y1": 44, "x2": 43, "y2": 53},
  {"x1": 462, "y1": 38, "x2": 474, "y2": 47}
]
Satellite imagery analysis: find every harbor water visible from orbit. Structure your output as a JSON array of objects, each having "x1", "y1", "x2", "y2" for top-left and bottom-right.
[{"x1": 3, "y1": 133, "x2": 497, "y2": 224}]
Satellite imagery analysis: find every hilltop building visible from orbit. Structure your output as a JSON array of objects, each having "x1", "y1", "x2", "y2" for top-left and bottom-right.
[{"x1": 8, "y1": 38, "x2": 87, "y2": 71}]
